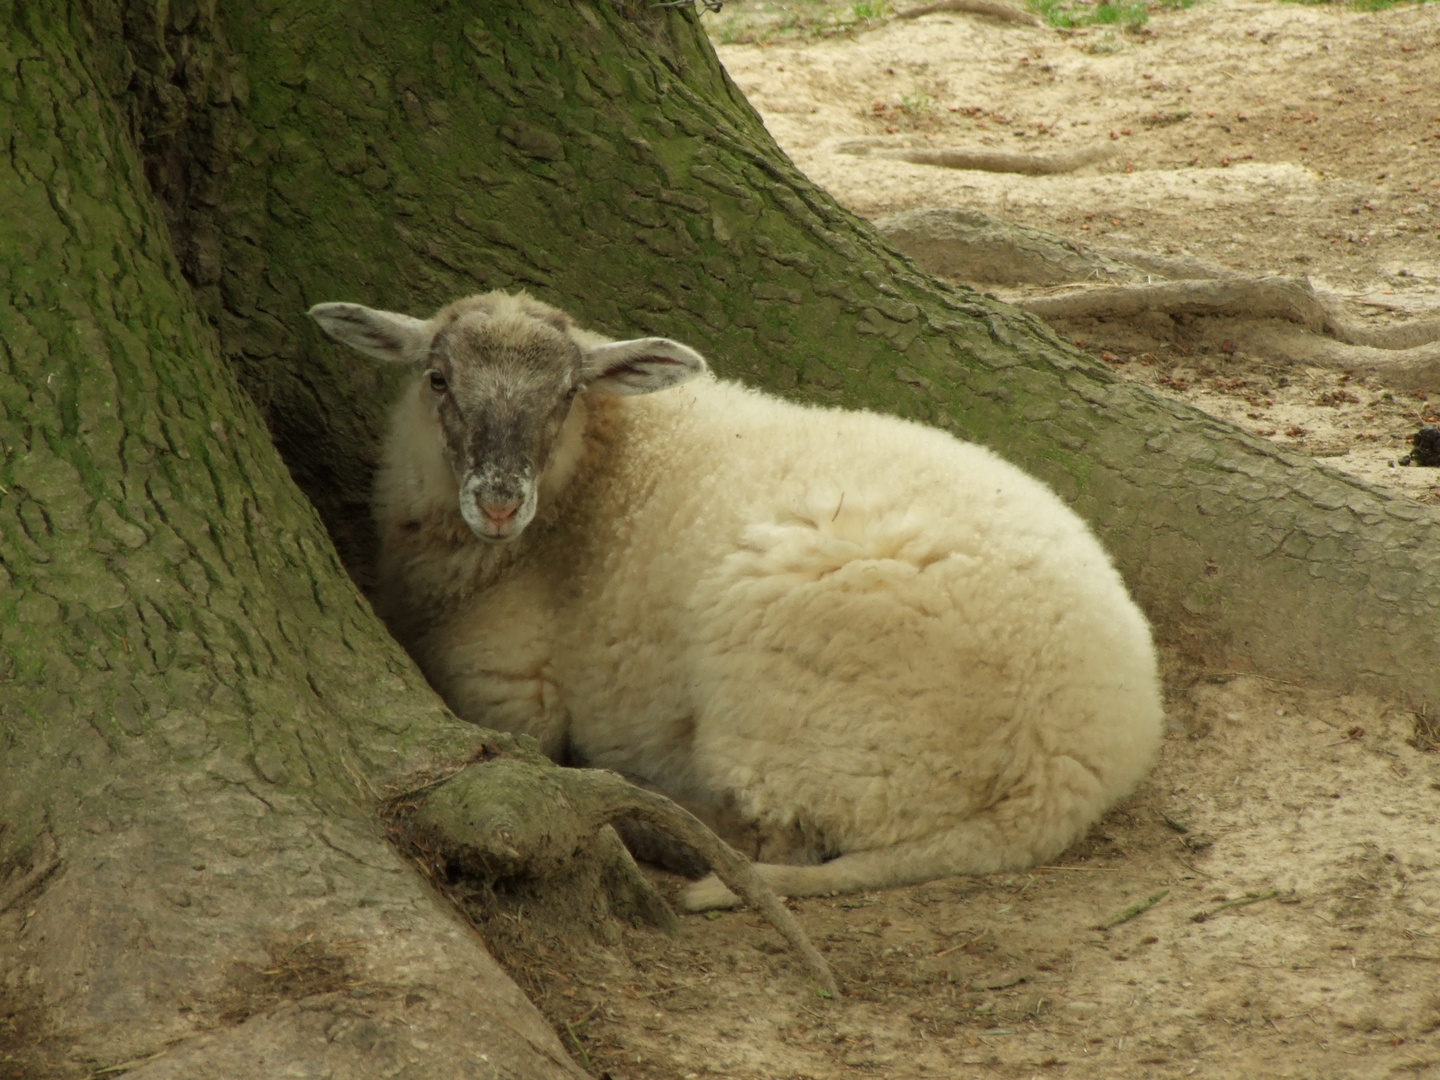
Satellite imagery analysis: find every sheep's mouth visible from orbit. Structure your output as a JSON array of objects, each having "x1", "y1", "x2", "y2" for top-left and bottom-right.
[
  {"x1": 460, "y1": 507, "x2": 527, "y2": 543},
  {"x1": 468, "y1": 520, "x2": 523, "y2": 543},
  {"x1": 458, "y1": 471, "x2": 537, "y2": 542},
  {"x1": 458, "y1": 489, "x2": 535, "y2": 543}
]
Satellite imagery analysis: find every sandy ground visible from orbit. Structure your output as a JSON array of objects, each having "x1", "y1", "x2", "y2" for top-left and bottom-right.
[
  {"x1": 484, "y1": 4, "x2": 1440, "y2": 1078},
  {"x1": 499, "y1": 672, "x2": 1440, "y2": 1080},
  {"x1": 715, "y1": 0, "x2": 1440, "y2": 501}
]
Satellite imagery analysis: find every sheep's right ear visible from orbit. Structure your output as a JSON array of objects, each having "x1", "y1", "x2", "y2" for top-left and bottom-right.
[
  {"x1": 581, "y1": 338, "x2": 707, "y2": 396},
  {"x1": 308, "y1": 303, "x2": 433, "y2": 364}
]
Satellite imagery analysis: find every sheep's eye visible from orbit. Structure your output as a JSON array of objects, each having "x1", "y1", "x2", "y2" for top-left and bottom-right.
[
  {"x1": 428, "y1": 370, "x2": 448, "y2": 392},
  {"x1": 564, "y1": 385, "x2": 579, "y2": 401}
]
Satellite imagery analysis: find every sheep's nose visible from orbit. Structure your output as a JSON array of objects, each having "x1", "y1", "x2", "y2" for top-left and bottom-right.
[{"x1": 479, "y1": 500, "x2": 521, "y2": 525}]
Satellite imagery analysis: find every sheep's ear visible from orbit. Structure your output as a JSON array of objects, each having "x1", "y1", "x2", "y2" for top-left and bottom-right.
[
  {"x1": 581, "y1": 338, "x2": 707, "y2": 396},
  {"x1": 308, "y1": 303, "x2": 432, "y2": 364}
]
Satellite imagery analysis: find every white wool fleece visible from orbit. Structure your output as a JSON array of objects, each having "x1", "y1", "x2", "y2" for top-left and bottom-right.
[{"x1": 376, "y1": 369, "x2": 1163, "y2": 910}]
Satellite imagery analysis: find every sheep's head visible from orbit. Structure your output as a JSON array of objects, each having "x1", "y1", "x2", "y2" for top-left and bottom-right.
[{"x1": 309, "y1": 291, "x2": 706, "y2": 542}]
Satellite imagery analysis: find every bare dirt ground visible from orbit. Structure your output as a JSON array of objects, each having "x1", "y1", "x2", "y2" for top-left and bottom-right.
[
  {"x1": 717, "y1": 0, "x2": 1440, "y2": 499},
  {"x1": 485, "y1": 4, "x2": 1440, "y2": 1078}
]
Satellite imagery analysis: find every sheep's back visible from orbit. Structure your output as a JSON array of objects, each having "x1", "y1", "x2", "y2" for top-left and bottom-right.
[{"x1": 554, "y1": 379, "x2": 1162, "y2": 817}]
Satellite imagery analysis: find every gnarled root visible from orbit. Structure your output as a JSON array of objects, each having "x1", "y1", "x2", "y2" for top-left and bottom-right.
[
  {"x1": 1014, "y1": 276, "x2": 1332, "y2": 329},
  {"x1": 1011, "y1": 280, "x2": 1440, "y2": 389},
  {"x1": 874, "y1": 206, "x2": 1440, "y2": 388},
  {"x1": 876, "y1": 207, "x2": 1148, "y2": 286},
  {"x1": 396, "y1": 745, "x2": 838, "y2": 997}
]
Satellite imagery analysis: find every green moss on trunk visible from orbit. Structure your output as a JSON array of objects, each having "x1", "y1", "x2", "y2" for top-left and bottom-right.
[{"x1": 0, "y1": 8, "x2": 582, "y2": 1076}]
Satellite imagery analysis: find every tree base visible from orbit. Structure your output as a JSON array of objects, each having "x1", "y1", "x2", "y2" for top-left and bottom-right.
[{"x1": 389, "y1": 741, "x2": 839, "y2": 997}]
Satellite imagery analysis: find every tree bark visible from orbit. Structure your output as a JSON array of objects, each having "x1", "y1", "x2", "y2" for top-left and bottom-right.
[
  {"x1": 0, "y1": 5, "x2": 584, "y2": 1077},
  {"x1": 5, "y1": 0, "x2": 1440, "y2": 1076}
]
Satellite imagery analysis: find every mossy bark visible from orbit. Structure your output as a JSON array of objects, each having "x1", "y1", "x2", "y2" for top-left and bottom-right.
[
  {"x1": 0, "y1": 5, "x2": 585, "y2": 1077},
  {"x1": 4, "y1": 0, "x2": 1440, "y2": 1075}
]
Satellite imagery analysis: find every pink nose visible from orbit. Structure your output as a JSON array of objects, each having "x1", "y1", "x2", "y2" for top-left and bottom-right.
[{"x1": 479, "y1": 501, "x2": 521, "y2": 526}]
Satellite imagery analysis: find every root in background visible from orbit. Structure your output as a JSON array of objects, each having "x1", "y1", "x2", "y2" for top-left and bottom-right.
[{"x1": 896, "y1": 0, "x2": 1041, "y2": 25}]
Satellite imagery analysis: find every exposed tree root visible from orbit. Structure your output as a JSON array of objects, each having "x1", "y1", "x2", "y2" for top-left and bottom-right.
[
  {"x1": 1234, "y1": 324, "x2": 1440, "y2": 393},
  {"x1": 1013, "y1": 280, "x2": 1440, "y2": 387},
  {"x1": 876, "y1": 207, "x2": 1146, "y2": 285},
  {"x1": 876, "y1": 206, "x2": 1440, "y2": 388},
  {"x1": 877, "y1": 207, "x2": 1234, "y2": 285},
  {"x1": 836, "y1": 138, "x2": 1116, "y2": 175},
  {"x1": 1093, "y1": 245, "x2": 1236, "y2": 283},
  {"x1": 398, "y1": 745, "x2": 839, "y2": 997},
  {"x1": 895, "y1": 0, "x2": 1041, "y2": 25},
  {"x1": 1014, "y1": 277, "x2": 1332, "y2": 330},
  {"x1": 1330, "y1": 315, "x2": 1440, "y2": 352}
]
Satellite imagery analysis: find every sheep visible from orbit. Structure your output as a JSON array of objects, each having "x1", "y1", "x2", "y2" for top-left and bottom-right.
[{"x1": 309, "y1": 290, "x2": 1164, "y2": 911}]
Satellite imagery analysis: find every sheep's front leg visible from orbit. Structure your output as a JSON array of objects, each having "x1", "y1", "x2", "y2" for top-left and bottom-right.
[
  {"x1": 432, "y1": 665, "x2": 569, "y2": 759},
  {"x1": 422, "y1": 610, "x2": 571, "y2": 758}
]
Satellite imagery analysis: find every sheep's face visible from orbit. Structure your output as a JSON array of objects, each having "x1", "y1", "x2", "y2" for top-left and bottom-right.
[
  {"x1": 427, "y1": 311, "x2": 582, "y2": 541},
  {"x1": 309, "y1": 290, "x2": 708, "y2": 544}
]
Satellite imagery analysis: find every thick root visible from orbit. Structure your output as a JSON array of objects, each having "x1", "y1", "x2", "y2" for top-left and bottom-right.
[
  {"x1": 680, "y1": 873, "x2": 742, "y2": 912},
  {"x1": 876, "y1": 207, "x2": 1146, "y2": 286},
  {"x1": 1234, "y1": 324, "x2": 1440, "y2": 393},
  {"x1": 401, "y1": 751, "x2": 838, "y2": 997},
  {"x1": 561, "y1": 768, "x2": 839, "y2": 997},
  {"x1": 875, "y1": 206, "x2": 1440, "y2": 386},
  {"x1": 877, "y1": 207, "x2": 1241, "y2": 286},
  {"x1": 1011, "y1": 280, "x2": 1440, "y2": 389},
  {"x1": 1014, "y1": 276, "x2": 1331, "y2": 330}
]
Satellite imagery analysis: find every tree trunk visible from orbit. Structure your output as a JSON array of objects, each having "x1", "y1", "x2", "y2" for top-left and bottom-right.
[
  {"x1": 0, "y1": 6, "x2": 584, "y2": 1077},
  {"x1": 4, "y1": 0, "x2": 1440, "y2": 1076}
]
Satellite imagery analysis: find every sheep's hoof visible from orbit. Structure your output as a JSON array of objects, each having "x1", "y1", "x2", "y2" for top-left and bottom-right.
[{"x1": 679, "y1": 874, "x2": 743, "y2": 912}]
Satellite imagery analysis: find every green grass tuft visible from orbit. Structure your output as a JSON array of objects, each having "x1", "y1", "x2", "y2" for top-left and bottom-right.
[{"x1": 1026, "y1": 0, "x2": 1197, "y2": 31}]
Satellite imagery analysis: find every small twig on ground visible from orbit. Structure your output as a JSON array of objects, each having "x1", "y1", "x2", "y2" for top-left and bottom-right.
[
  {"x1": 1191, "y1": 890, "x2": 1280, "y2": 923},
  {"x1": 1173, "y1": 855, "x2": 1214, "y2": 879},
  {"x1": 1098, "y1": 889, "x2": 1169, "y2": 930},
  {"x1": 85, "y1": 1050, "x2": 169, "y2": 1079},
  {"x1": 1208, "y1": 670, "x2": 1306, "y2": 688},
  {"x1": 563, "y1": 1021, "x2": 591, "y2": 1070},
  {"x1": 0, "y1": 830, "x2": 61, "y2": 916},
  {"x1": 1409, "y1": 704, "x2": 1439, "y2": 753},
  {"x1": 1157, "y1": 812, "x2": 1191, "y2": 834},
  {"x1": 895, "y1": 0, "x2": 1041, "y2": 24},
  {"x1": 934, "y1": 931, "x2": 988, "y2": 957}
]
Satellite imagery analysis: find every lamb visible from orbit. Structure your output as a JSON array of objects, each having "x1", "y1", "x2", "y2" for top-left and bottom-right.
[{"x1": 309, "y1": 290, "x2": 1164, "y2": 911}]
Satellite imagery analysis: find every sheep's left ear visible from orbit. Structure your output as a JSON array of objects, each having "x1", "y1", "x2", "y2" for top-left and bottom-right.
[{"x1": 581, "y1": 338, "x2": 707, "y2": 396}]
